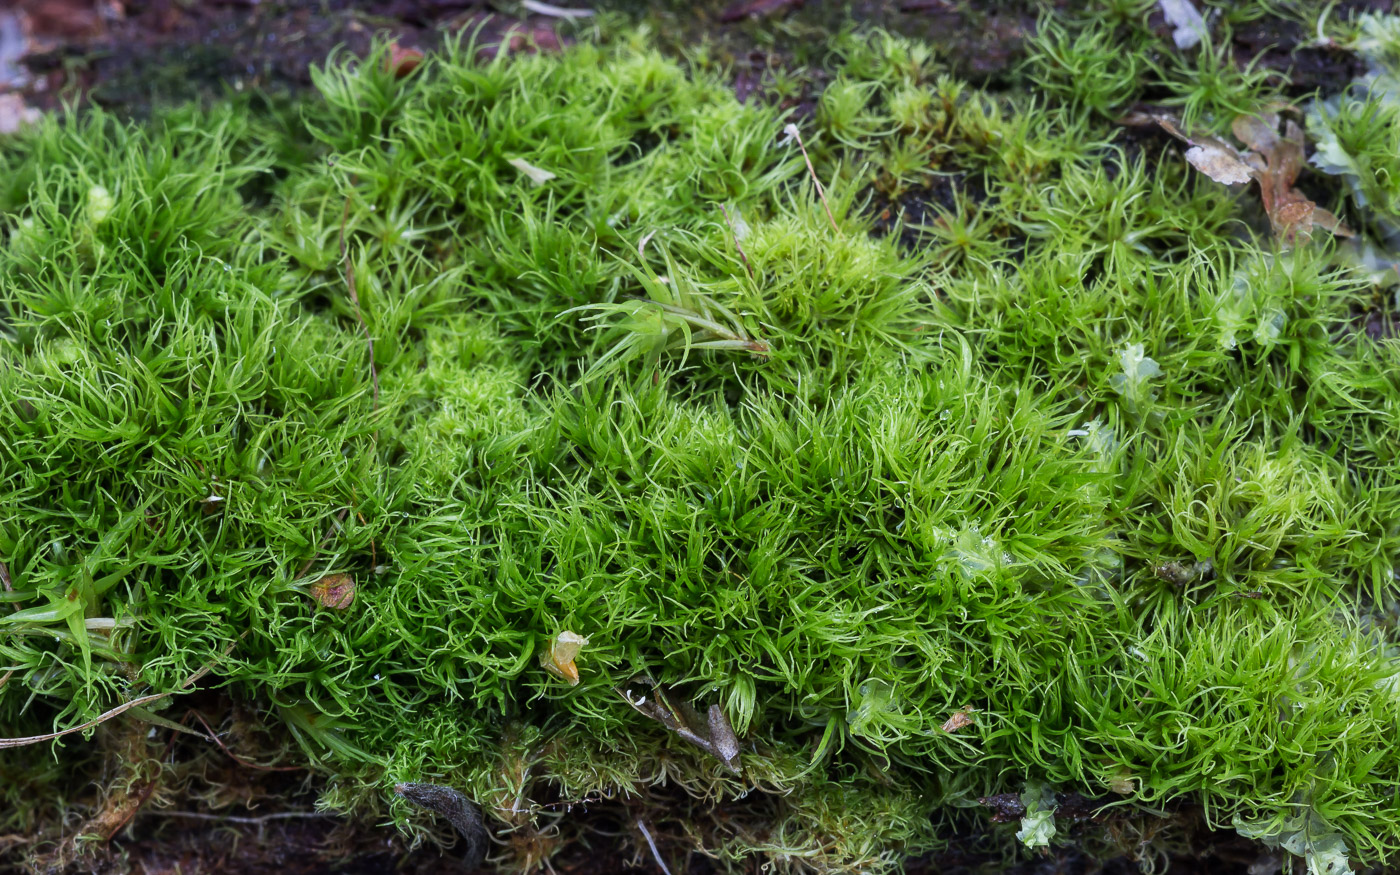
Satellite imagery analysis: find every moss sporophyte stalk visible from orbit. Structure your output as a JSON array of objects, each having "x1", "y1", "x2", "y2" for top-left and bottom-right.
[{"x1": 3, "y1": 5, "x2": 1400, "y2": 873}]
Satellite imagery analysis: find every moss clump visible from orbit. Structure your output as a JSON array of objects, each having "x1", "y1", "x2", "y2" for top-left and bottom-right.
[{"x1": 3, "y1": 6, "x2": 1400, "y2": 873}]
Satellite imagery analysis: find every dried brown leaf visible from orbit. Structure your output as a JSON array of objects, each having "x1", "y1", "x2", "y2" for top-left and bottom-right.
[
  {"x1": 1231, "y1": 113, "x2": 1280, "y2": 155},
  {"x1": 1121, "y1": 109, "x2": 1354, "y2": 243},
  {"x1": 618, "y1": 677, "x2": 742, "y2": 774},
  {"x1": 1119, "y1": 110, "x2": 1252, "y2": 184},
  {"x1": 941, "y1": 709, "x2": 976, "y2": 733},
  {"x1": 1311, "y1": 208, "x2": 1355, "y2": 239},
  {"x1": 1181, "y1": 143, "x2": 1254, "y2": 185},
  {"x1": 1242, "y1": 116, "x2": 1354, "y2": 243}
]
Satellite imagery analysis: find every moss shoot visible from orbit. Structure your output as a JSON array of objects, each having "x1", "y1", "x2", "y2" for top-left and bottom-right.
[{"x1": 3, "y1": 4, "x2": 1400, "y2": 873}]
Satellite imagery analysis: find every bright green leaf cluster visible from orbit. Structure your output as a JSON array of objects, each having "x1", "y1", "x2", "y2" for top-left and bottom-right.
[{"x1": 3, "y1": 10, "x2": 1400, "y2": 874}]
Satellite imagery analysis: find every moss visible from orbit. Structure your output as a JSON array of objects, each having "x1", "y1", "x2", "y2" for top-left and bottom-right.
[{"x1": 3, "y1": 6, "x2": 1400, "y2": 874}]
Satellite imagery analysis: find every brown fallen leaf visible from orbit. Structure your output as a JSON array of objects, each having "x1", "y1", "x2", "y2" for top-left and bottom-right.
[
  {"x1": 539, "y1": 630, "x2": 589, "y2": 685},
  {"x1": 941, "y1": 708, "x2": 976, "y2": 733},
  {"x1": 1120, "y1": 109, "x2": 1353, "y2": 245},
  {"x1": 1230, "y1": 113, "x2": 1353, "y2": 244},
  {"x1": 1120, "y1": 110, "x2": 1253, "y2": 185},
  {"x1": 618, "y1": 676, "x2": 742, "y2": 774},
  {"x1": 310, "y1": 573, "x2": 355, "y2": 610}
]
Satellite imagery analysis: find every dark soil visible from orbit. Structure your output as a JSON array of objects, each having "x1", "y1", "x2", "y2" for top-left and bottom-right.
[{"x1": 4, "y1": 0, "x2": 1053, "y2": 118}]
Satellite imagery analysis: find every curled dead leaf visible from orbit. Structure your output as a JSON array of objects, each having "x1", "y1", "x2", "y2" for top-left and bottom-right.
[
  {"x1": 941, "y1": 708, "x2": 976, "y2": 733},
  {"x1": 618, "y1": 676, "x2": 742, "y2": 774},
  {"x1": 540, "y1": 630, "x2": 589, "y2": 685},
  {"x1": 1121, "y1": 110, "x2": 1253, "y2": 185},
  {"x1": 310, "y1": 574, "x2": 355, "y2": 610},
  {"x1": 1120, "y1": 109, "x2": 1354, "y2": 245}
]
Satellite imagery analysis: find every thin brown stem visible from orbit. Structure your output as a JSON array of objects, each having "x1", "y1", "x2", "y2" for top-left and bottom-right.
[
  {"x1": 0, "y1": 559, "x2": 17, "y2": 614},
  {"x1": 148, "y1": 810, "x2": 332, "y2": 825},
  {"x1": 784, "y1": 124, "x2": 842, "y2": 236},
  {"x1": 189, "y1": 711, "x2": 305, "y2": 773},
  {"x1": 0, "y1": 635, "x2": 244, "y2": 749}
]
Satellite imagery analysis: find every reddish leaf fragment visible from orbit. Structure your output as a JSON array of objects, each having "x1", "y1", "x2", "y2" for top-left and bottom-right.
[
  {"x1": 385, "y1": 42, "x2": 423, "y2": 78},
  {"x1": 1235, "y1": 114, "x2": 1354, "y2": 244},
  {"x1": 311, "y1": 574, "x2": 355, "y2": 610}
]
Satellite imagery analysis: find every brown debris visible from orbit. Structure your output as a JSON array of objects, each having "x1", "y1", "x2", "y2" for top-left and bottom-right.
[
  {"x1": 451, "y1": 12, "x2": 568, "y2": 61},
  {"x1": 618, "y1": 676, "x2": 742, "y2": 774},
  {"x1": 940, "y1": 708, "x2": 976, "y2": 733},
  {"x1": 1120, "y1": 109, "x2": 1353, "y2": 246},
  {"x1": 719, "y1": 0, "x2": 806, "y2": 23},
  {"x1": 978, "y1": 791, "x2": 1109, "y2": 824},
  {"x1": 979, "y1": 792, "x2": 1026, "y2": 823}
]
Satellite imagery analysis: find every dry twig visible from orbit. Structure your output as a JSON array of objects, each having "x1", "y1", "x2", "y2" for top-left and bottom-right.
[
  {"x1": 0, "y1": 635, "x2": 244, "y2": 749},
  {"x1": 189, "y1": 710, "x2": 305, "y2": 772}
]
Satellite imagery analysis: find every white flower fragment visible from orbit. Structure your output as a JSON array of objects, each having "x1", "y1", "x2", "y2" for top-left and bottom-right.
[{"x1": 508, "y1": 157, "x2": 556, "y2": 186}]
